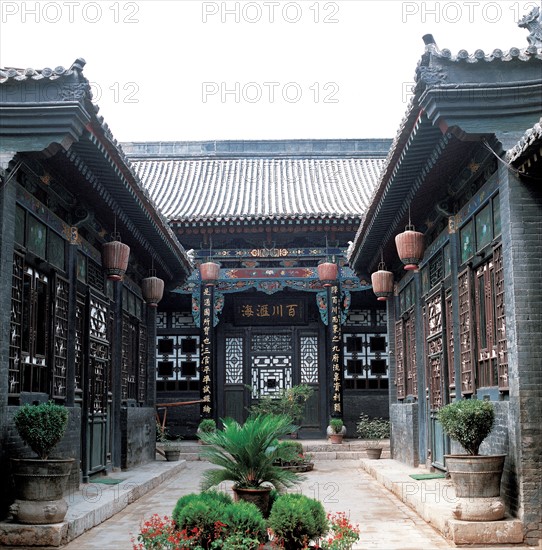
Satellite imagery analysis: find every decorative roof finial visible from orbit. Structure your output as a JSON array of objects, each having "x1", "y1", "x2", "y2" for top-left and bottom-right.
[{"x1": 518, "y1": 6, "x2": 542, "y2": 48}]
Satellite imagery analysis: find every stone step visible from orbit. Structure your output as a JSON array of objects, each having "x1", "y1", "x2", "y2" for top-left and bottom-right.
[{"x1": 172, "y1": 441, "x2": 391, "y2": 462}]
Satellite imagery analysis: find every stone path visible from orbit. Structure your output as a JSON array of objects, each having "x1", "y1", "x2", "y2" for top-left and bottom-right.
[{"x1": 61, "y1": 460, "x2": 452, "y2": 550}]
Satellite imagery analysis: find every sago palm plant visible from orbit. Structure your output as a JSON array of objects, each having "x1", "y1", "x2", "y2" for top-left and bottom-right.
[{"x1": 199, "y1": 414, "x2": 302, "y2": 490}]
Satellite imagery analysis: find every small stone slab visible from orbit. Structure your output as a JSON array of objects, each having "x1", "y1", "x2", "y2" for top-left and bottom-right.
[
  {"x1": 0, "y1": 520, "x2": 68, "y2": 547},
  {"x1": 447, "y1": 517, "x2": 523, "y2": 545}
]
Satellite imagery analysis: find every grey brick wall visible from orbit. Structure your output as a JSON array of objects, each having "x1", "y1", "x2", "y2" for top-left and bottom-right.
[
  {"x1": 121, "y1": 406, "x2": 156, "y2": 469},
  {"x1": 390, "y1": 403, "x2": 419, "y2": 467},
  {"x1": 499, "y1": 165, "x2": 542, "y2": 545},
  {"x1": 343, "y1": 391, "x2": 390, "y2": 437}
]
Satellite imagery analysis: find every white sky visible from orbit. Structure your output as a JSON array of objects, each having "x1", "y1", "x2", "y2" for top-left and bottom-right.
[{"x1": 1, "y1": 0, "x2": 540, "y2": 142}]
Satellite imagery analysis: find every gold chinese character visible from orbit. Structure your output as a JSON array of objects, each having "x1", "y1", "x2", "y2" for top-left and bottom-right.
[
  {"x1": 272, "y1": 305, "x2": 283, "y2": 317},
  {"x1": 203, "y1": 385, "x2": 211, "y2": 394},
  {"x1": 202, "y1": 375, "x2": 211, "y2": 383},
  {"x1": 204, "y1": 298, "x2": 211, "y2": 307},
  {"x1": 333, "y1": 403, "x2": 341, "y2": 412},
  {"x1": 286, "y1": 304, "x2": 298, "y2": 317},
  {"x1": 241, "y1": 304, "x2": 254, "y2": 317},
  {"x1": 203, "y1": 405, "x2": 211, "y2": 414},
  {"x1": 203, "y1": 288, "x2": 211, "y2": 296},
  {"x1": 257, "y1": 304, "x2": 270, "y2": 317},
  {"x1": 202, "y1": 395, "x2": 211, "y2": 402}
]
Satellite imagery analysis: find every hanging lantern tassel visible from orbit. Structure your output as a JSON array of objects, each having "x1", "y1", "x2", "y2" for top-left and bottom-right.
[
  {"x1": 199, "y1": 261, "x2": 220, "y2": 285},
  {"x1": 102, "y1": 240, "x2": 130, "y2": 281},
  {"x1": 318, "y1": 261, "x2": 339, "y2": 287},
  {"x1": 142, "y1": 275, "x2": 164, "y2": 307},
  {"x1": 395, "y1": 225, "x2": 425, "y2": 271},
  {"x1": 371, "y1": 264, "x2": 394, "y2": 301}
]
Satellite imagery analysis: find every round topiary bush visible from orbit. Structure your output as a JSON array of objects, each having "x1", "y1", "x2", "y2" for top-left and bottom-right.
[
  {"x1": 14, "y1": 401, "x2": 69, "y2": 460},
  {"x1": 172, "y1": 491, "x2": 266, "y2": 549},
  {"x1": 437, "y1": 398, "x2": 495, "y2": 455},
  {"x1": 268, "y1": 493, "x2": 328, "y2": 549}
]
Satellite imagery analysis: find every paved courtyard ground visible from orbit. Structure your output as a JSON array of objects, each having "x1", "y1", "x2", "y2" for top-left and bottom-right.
[{"x1": 58, "y1": 460, "x2": 534, "y2": 550}]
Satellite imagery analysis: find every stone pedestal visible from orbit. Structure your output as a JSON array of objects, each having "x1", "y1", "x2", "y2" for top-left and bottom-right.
[{"x1": 452, "y1": 496, "x2": 505, "y2": 521}]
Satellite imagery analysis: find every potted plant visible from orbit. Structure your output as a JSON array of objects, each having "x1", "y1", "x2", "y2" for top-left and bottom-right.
[
  {"x1": 197, "y1": 418, "x2": 217, "y2": 444},
  {"x1": 249, "y1": 384, "x2": 314, "y2": 438},
  {"x1": 199, "y1": 414, "x2": 302, "y2": 516},
  {"x1": 356, "y1": 413, "x2": 390, "y2": 459},
  {"x1": 437, "y1": 398, "x2": 505, "y2": 521},
  {"x1": 156, "y1": 422, "x2": 182, "y2": 461},
  {"x1": 11, "y1": 401, "x2": 74, "y2": 524},
  {"x1": 273, "y1": 441, "x2": 314, "y2": 472},
  {"x1": 327, "y1": 418, "x2": 346, "y2": 444}
]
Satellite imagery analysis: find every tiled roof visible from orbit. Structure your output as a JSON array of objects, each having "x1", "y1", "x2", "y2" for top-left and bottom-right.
[
  {"x1": 130, "y1": 157, "x2": 385, "y2": 223},
  {"x1": 507, "y1": 117, "x2": 542, "y2": 164},
  {"x1": 0, "y1": 61, "x2": 85, "y2": 83}
]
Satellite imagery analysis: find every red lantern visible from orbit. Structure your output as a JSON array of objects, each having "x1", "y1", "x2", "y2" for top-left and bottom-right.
[
  {"x1": 371, "y1": 264, "x2": 394, "y2": 301},
  {"x1": 395, "y1": 225, "x2": 425, "y2": 271},
  {"x1": 142, "y1": 276, "x2": 164, "y2": 307},
  {"x1": 318, "y1": 262, "x2": 338, "y2": 287},
  {"x1": 199, "y1": 262, "x2": 220, "y2": 285},
  {"x1": 102, "y1": 240, "x2": 130, "y2": 281}
]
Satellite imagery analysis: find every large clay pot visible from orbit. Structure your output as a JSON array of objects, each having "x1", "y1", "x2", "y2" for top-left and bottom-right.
[
  {"x1": 10, "y1": 458, "x2": 74, "y2": 524},
  {"x1": 445, "y1": 454, "x2": 505, "y2": 498},
  {"x1": 445, "y1": 454, "x2": 506, "y2": 521},
  {"x1": 233, "y1": 486, "x2": 272, "y2": 518}
]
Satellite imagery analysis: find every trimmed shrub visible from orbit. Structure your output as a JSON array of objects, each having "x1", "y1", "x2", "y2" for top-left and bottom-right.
[
  {"x1": 223, "y1": 500, "x2": 266, "y2": 541},
  {"x1": 14, "y1": 401, "x2": 69, "y2": 459},
  {"x1": 268, "y1": 493, "x2": 328, "y2": 548},
  {"x1": 172, "y1": 491, "x2": 266, "y2": 549}
]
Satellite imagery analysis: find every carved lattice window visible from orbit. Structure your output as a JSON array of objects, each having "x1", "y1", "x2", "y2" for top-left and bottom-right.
[
  {"x1": 138, "y1": 324, "x2": 148, "y2": 403},
  {"x1": 8, "y1": 252, "x2": 24, "y2": 398},
  {"x1": 342, "y1": 332, "x2": 388, "y2": 389},
  {"x1": 458, "y1": 269, "x2": 474, "y2": 395},
  {"x1": 445, "y1": 290, "x2": 455, "y2": 397},
  {"x1": 300, "y1": 335, "x2": 318, "y2": 384},
  {"x1": 251, "y1": 354, "x2": 292, "y2": 398},
  {"x1": 395, "y1": 321, "x2": 405, "y2": 400},
  {"x1": 89, "y1": 293, "x2": 109, "y2": 414},
  {"x1": 156, "y1": 334, "x2": 200, "y2": 391},
  {"x1": 405, "y1": 311, "x2": 417, "y2": 397},
  {"x1": 74, "y1": 293, "x2": 85, "y2": 405},
  {"x1": 425, "y1": 292, "x2": 444, "y2": 410},
  {"x1": 52, "y1": 274, "x2": 69, "y2": 400},
  {"x1": 225, "y1": 337, "x2": 244, "y2": 384},
  {"x1": 251, "y1": 334, "x2": 292, "y2": 352},
  {"x1": 494, "y1": 244, "x2": 508, "y2": 391}
]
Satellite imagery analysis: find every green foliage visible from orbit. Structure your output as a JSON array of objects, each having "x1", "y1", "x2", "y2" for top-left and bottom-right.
[
  {"x1": 171, "y1": 492, "x2": 265, "y2": 549},
  {"x1": 198, "y1": 419, "x2": 217, "y2": 433},
  {"x1": 274, "y1": 440, "x2": 304, "y2": 462},
  {"x1": 199, "y1": 415, "x2": 302, "y2": 490},
  {"x1": 222, "y1": 500, "x2": 266, "y2": 541},
  {"x1": 268, "y1": 493, "x2": 328, "y2": 548},
  {"x1": 14, "y1": 401, "x2": 69, "y2": 460},
  {"x1": 329, "y1": 418, "x2": 344, "y2": 434},
  {"x1": 437, "y1": 399, "x2": 495, "y2": 455},
  {"x1": 172, "y1": 491, "x2": 232, "y2": 526},
  {"x1": 249, "y1": 384, "x2": 314, "y2": 424},
  {"x1": 356, "y1": 413, "x2": 390, "y2": 440}
]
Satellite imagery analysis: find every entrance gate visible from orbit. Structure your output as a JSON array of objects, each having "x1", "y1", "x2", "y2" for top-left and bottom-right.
[{"x1": 218, "y1": 326, "x2": 324, "y2": 434}]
